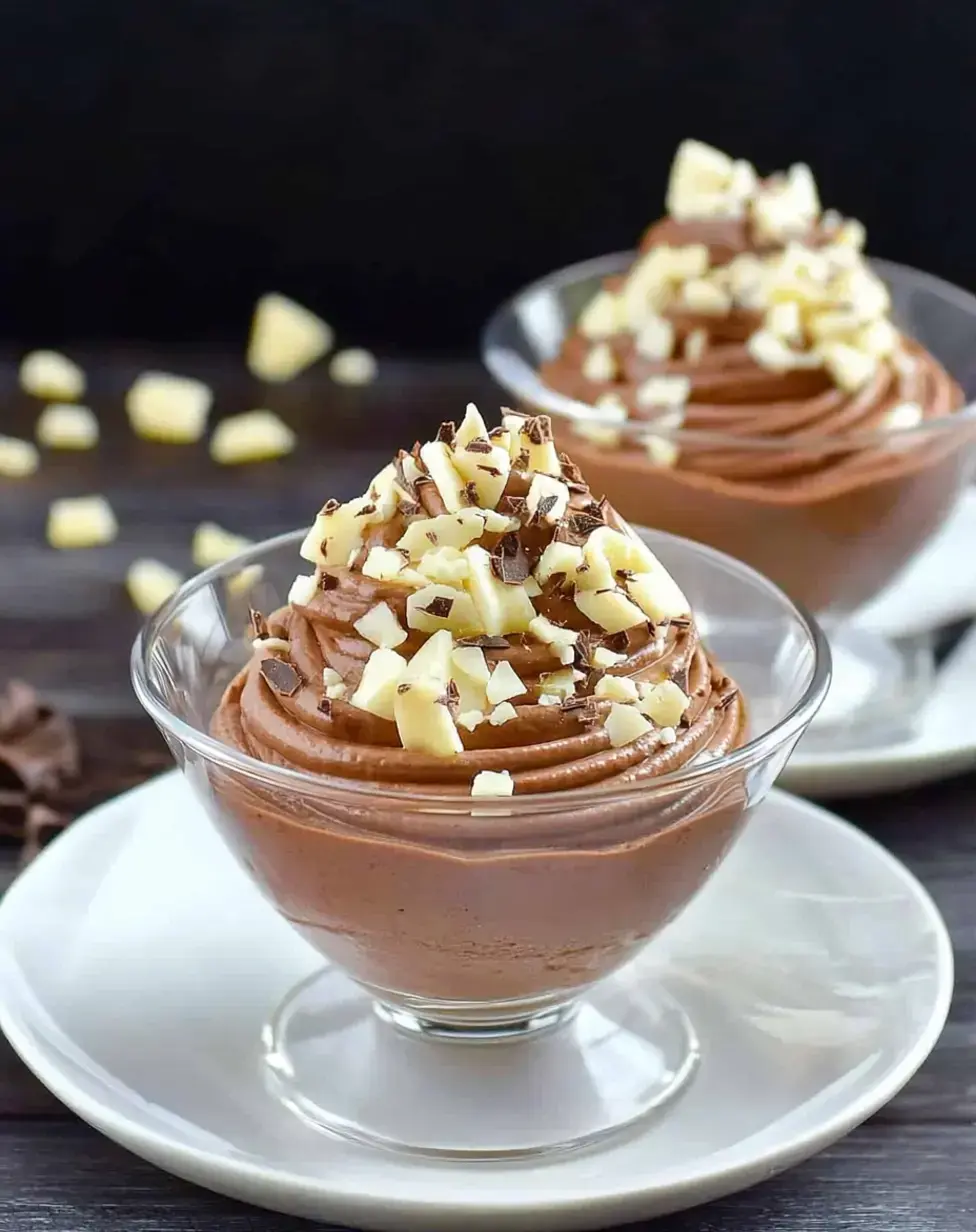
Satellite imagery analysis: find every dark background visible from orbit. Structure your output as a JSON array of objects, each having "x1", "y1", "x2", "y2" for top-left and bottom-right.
[{"x1": 2, "y1": 0, "x2": 972, "y2": 354}]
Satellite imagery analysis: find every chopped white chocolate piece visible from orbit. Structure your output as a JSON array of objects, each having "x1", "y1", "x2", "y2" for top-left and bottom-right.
[
  {"x1": 818, "y1": 341, "x2": 877, "y2": 393},
  {"x1": 582, "y1": 342, "x2": 617, "y2": 383},
  {"x1": 679, "y1": 278, "x2": 732, "y2": 315},
  {"x1": 451, "y1": 645, "x2": 491, "y2": 713},
  {"x1": 288, "y1": 573, "x2": 319, "y2": 606},
  {"x1": 254, "y1": 636, "x2": 291, "y2": 654},
  {"x1": 575, "y1": 588, "x2": 647, "y2": 633},
  {"x1": 366, "y1": 463, "x2": 401, "y2": 521},
  {"x1": 463, "y1": 545, "x2": 536, "y2": 635},
  {"x1": 636, "y1": 375, "x2": 691, "y2": 409},
  {"x1": 595, "y1": 675, "x2": 639, "y2": 703},
  {"x1": 416, "y1": 546, "x2": 470, "y2": 585},
  {"x1": 398, "y1": 509, "x2": 487, "y2": 559},
  {"x1": 524, "y1": 575, "x2": 542, "y2": 598},
  {"x1": 226, "y1": 563, "x2": 264, "y2": 596},
  {"x1": 645, "y1": 436, "x2": 680, "y2": 469},
  {"x1": 126, "y1": 558, "x2": 184, "y2": 615},
  {"x1": 470, "y1": 769, "x2": 514, "y2": 798},
  {"x1": 322, "y1": 667, "x2": 343, "y2": 687},
  {"x1": 624, "y1": 569, "x2": 691, "y2": 623},
  {"x1": 394, "y1": 676, "x2": 463, "y2": 757},
  {"x1": 659, "y1": 727, "x2": 677, "y2": 745},
  {"x1": 47, "y1": 495, "x2": 117, "y2": 549},
  {"x1": 538, "y1": 668, "x2": 576, "y2": 700},
  {"x1": 884, "y1": 401, "x2": 924, "y2": 431},
  {"x1": 353, "y1": 601, "x2": 408, "y2": 649},
  {"x1": 247, "y1": 293, "x2": 333, "y2": 382},
  {"x1": 683, "y1": 328, "x2": 708, "y2": 363},
  {"x1": 36, "y1": 403, "x2": 99, "y2": 450},
  {"x1": 406, "y1": 583, "x2": 480, "y2": 635},
  {"x1": 529, "y1": 614, "x2": 579, "y2": 656},
  {"x1": 638, "y1": 680, "x2": 691, "y2": 727},
  {"x1": 605, "y1": 702, "x2": 654, "y2": 748},
  {"x1": 525, "y1": 472, "x2": 570, "y2": 524},
  {"x1": 210, "y1": 410, "x2": 295, "y2": 464},
  {"x1": 765, "y1": 301, "x2": 803, "y2": 343},
  {"x1": 126, "y1": 372, "x2": 212, "y2": 443},
  {"x1": 0, "y1": 436, "x2": 40, "y2": 478},
  {"x1": 665, "y1": 140, "x2": 738, "y2": 221},
  {"x1": 19, "y1": 350, "x2": 86, "y2": 401},
  {"x1": 329, "y1": 348, "x2": 378, "y2": 386},
  {"x1": 592, "y1": 646, "x2": 627, "y2": 668},
  {"x1": 536, "y1": 541, "x2": 584, "y2": 587},
  {"x1": 579, "y1": 289, "x2": 622, "y2": 340},
  {"x1": 488, "y1": 701, "x2": 519, "y2": 726},
  {"x1": 404, "y1": 628, "x2": 454, "y2": 685},
  {"x1": 454, "y1": 404, "x2": 490, "y2": 449},
  {"x1": 856, "y1": 319, "x2": 899, "y2": 360},
  {"x1": 485, "y1": 660, "x2": 527, "y2": 706},
  {"x1": 537, "y1": 693, "x2": 562, "y2": 707},
  {"x1": 362, "y1": 546, "x2": 408, "y2": 581},
  {"x1": 584, "y1": 526, "x2": 660, "y2": 580},
  {"x1": 192, "y1": 522, "x2": 252, "y2": 568},
  {"x1": 806, "y1": 309, "x2": 862, "y2": 342},
  {"x1": 450, "y1": 416, "x2": 512, "y2": 508},
  {"x1": 350, "y1": 648, "x2": 407, "y2": 721},
  {"x1": 747, "y1": 329, "x2": 821, "y2": 373},
  {"x1": 635, "y1": 316, "x2": 675, "y2": 361},
  {"x1": 419, "y1": 440, "x2": 468, "y2": 512},
  {"x1": 457, "y1": 710, "x2": 486, "y2": 732},
  {"x1": 301, "y1": 493, "x2": 380, "y2": 568},
  {"x1": 481, "y1": 508, "x2": 519, "y2": 534},
  {"x1": 325, "y1": 680, "x2": 348, "y2": 700},
  {"x1": 574, "y1": 392, "x2": 627, "y2": 448},
  {"x1": 452, "y1": 645, "x2": 491, "y2": 684}
]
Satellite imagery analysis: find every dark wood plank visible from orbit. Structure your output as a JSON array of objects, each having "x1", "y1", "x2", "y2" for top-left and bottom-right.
[{"x1": 0, "y1": 1121, "x2": 973, "y2": 1231}]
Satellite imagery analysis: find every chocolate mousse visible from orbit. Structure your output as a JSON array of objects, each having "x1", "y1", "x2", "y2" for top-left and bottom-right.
[
  {"x1": 539, "y1": 140, "x2": 972, "y2": 614},
  {"x1": 209, "y1": 407, "x2": 749, "y2": 1005}
]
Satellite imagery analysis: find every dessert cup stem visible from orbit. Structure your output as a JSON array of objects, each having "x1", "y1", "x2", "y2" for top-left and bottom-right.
[{"x1": 262, "y1": 964, "x2": 701, "y2": 1158}]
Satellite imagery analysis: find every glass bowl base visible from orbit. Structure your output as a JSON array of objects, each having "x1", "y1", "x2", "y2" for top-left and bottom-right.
[{"x1": 262, "y1": 965, "x2": 700, "y2": 1160}]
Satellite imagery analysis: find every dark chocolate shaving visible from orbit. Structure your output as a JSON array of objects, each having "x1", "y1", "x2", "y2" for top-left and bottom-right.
[
  {"x1": 498, "y1": 495, "x2": 527, "y2": 518},
  {"x1": 464, "y1": 437, "x2": 493, "y2": 454},
  {"x1": 399, "y1": 500, "x2": 422, "y2": 519},
  {"x1": 533, "y1": 494, "x2": 558, "y2": 521},
  {"x1": 715, "y1": 683, "x2": 739, "y2": 711},
  {"x1": 396, "y1": 682, "x2": 411, "y2": 694},
  {"x1": 489, "y1": 427, "x2": 509, "y2": 441},
  {"x1": 425, "y1": 530, "x2": 438, "y2": 544},
  {"x1": 670, "y1": 665, "x2": 690, "y2": 694},
  {"x1": 477, "y1": 464, "x2": 503, "y2": 477},
  {"x1": 394, "y1": 450, "x2": 419, "y2": 498},
  {"x1": 445, "y1": 679, "x2": 460, "y2": 717},
  {"x1": 319, "y1": 571, "x2": 338, "y2": 591},
  {"x1": 259, "y1": 659, "x2": 303, "y2": 697},
  {"x1": 516, "y1": 448, "x2": 531, "y2": 471},
  {"x1": 319, "y1": 499, "x2": 340, "y2": 515},
  {"x1": 566, "y1": 510, "x2": 605, "y2": 538},
  {"x1": 457, "y1": 635, "x2": 510, "y2": 649},
  {"x1": 574, "y1": 630, "x2": 595, "y2": 668},
  {"x1": 317, "y1": 697, "x2": 333, "y2": 718},
  {"x1": 490, "y1": 532, "x2": 531, "y2": 585},
  {"x1": 605, "y1": 631, "x2": 630, "y2": 653},
  {"x1": 525, "y1": 415, "x2": 553, "y2": 444},
  {"x1": 668, "y1": 617, "x2": 692, "y2": 630},
  {"x1": 559, "y1": 455, "x2": 585, "y2": 484},
  {"x1": 248, "y1": 609, "x2": 269, "y2": 640},
  {"x1": 463, "y1": 480, "x2": 479, "y2": 506},
  {"x1": 422, "y1": 595, "x2": 455, "y2": 619},
  {"x1": 356, "y1": 503, "x2": 377, "y2": 517},
  {"x1": 436, "y1": 421, "x2": 457, "y2": 446},
  {"x1": 0, "y1": 680, "x2": 79, "y2": 798}
]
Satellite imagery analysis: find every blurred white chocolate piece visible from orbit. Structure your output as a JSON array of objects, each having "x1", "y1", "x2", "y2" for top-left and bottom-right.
[
  {"x1": 36, "y1": 404, "x2": 99, "y2": 450},
  {"x1": 47, "y1": 495, "x2": 117, "y2": 549},
  {"x1": 0, "y1": 436, "x2": 40, "y2": 478},
  {"x1": 636, "y1": 375, "x2": 690, "y2": 409},
  {"x1": 248, "y1": 293, "x2": 333, "y2": 382},
  {"x1": 578, "y1": 290, "x2": 622, "y2": 340},
  {"x1": 20, "y1": 350, "x2": 86, "y2": 401},
  {"x1": 362, "y1": 546, "x2": 408, "y2": 581},
  {"x1": 126, "y1": 372, "x2": 212, "y2": 443},
  {"x1": 329, "y1": 348, "x2": 378, "y2": 386},
  {"x1": 126, "y1": 558, "x2": 184, "y2": 615},
  {"x1": 635, "y1": 316, "x2": 675, "y2": 361},
  {"x1": 582, "y1": 343, "x2": 617, "y2": 383},
  {"x1": 192, "y1": 522, "x2": 252, "y2": 568},
  {"x1": 210, "y1": 410, "x2": 295, "y2": 464},
  {"x1": 470, "y1": 769, "x2": 514, "y2": 797}
]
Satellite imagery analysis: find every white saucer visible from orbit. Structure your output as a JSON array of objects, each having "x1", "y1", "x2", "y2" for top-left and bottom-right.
[
  {"x1": 0, "y1": 772, "x2": 953, "y2": 1230},
  {"x1": 781, "y1": 488, "x2": 976, "y2": 797}
]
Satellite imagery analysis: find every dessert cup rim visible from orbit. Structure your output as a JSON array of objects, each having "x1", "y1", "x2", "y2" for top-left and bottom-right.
[
  {"x1": 481, "y1": 250, "x2": 976, "y2": 452},
  {"x1": 131, "y1": 528, "x2": 831, "y2": 811}
]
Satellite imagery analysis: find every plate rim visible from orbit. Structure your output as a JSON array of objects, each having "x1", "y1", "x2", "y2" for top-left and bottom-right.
[{"x1": 0, "y1": 771, "x2": 955, "y2": 1224}]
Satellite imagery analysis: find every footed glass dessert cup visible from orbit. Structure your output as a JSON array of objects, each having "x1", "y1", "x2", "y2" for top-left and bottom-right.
[
  {"x1": 483, "y1": 255, "x2": 976, "y2": 751},
  {"x1": 132, "y1": 528, "x2": 829, "y2": 1159}
]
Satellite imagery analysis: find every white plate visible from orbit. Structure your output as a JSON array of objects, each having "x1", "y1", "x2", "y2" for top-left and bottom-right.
[
  {"x1": 781, "y1": 489, "x2": 976, "y2": 797},
  {"x1": 0, "y1": 772, "x2": 953, "y2": 1230}
]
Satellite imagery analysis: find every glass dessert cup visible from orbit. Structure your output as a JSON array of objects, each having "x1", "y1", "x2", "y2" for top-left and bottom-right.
[
  {"x1": 483, "y1": 253, "x2": 976, "y2": 750},
  {"x1": 132, "y1": 529, "x2": 829, "y2": 1160}
]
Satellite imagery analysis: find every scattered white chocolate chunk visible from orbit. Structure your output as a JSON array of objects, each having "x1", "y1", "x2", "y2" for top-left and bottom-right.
[
  {"x1": 36, "y1": 404, "x2": 99, "y2": 450},
  {"x1": 537, "y1": 693, "x2": 562, "y2": 706},
  {"x1": 746, "y1": 330, "x2": 818, "y2": 373},
  {"x1": 679, "y1": 278, "x2": 731, "y2": 315},
  {"x1": 683, "y1": 328, "x2": 708, "y2": 363},
  {"x1": 574, "y1": 392, "x2": 627, "y2": 448},
  {"x1": 47, "y1": 495, "x2": 118, "y2": 549},
  {"x1": 884, "y1": 401, "x2": 924, "y2": 431},
  {"x1": 528, "y1": 614, "x2": 579, "y2": 658},
  {"x1": 535, "y1": 541, "x2": 584, "y2": 587},
  {"x1": 485, "y1": 660, "x2": 527, "y2": 706},
  {"x1": 659, "y1": 726, "x2": 677, "y2": 746},
  {"x1": 635, "y1": 316, "x2": 675, "y2": 361},
  {"x1": 254, "y1": 636, "x2": 291, "y2": 655},
  {"x1": 636, "y1": 374, "x2": 691, "y2": 409},
  {"x1": 765, "y1": 301, "x2": 803, "y2": 344},
  {"x1": 354, "y1": 601, "x2": 408, "y2": 648},
  {"x1": 575, "y1": 588, "x2": 647, "y2": 634},
  {"x1": 324, "y1": 680, "x2": 348, "y2": 700},
  {"x1": 226, "y1": 563, "x2": 264, "y2": 596},
  {"x1": 450, "y1": 410, "x2": 512, "y2": 508},
  {"x1": 470, "y1": 769, "x2": 514, "y2": 798},
  {"x1": 403, "y1": 628, "x2": 454, "y2": 685},
  {"x1": 818, "y1": 341, "x2": 877, "y2": 393},
  {"x1": 582, "y1": 342, "x2": 617, "y2": 383},
  {"x1": 538, "y1": 668, "x2": 576, "y2": 700},
  {"x1": 856, "y1": 319, "x2": 899, "y2": 360},
  {"x1": 595, "y1": 675, "x2": 639, "y2": 703},
  {"x1": 604, "y1": 702, "x2": 654, "y2": 748},
  {"x1": 416, "y1": 546, "x2": 470, "y2": 585},
  {"x1": 126, "y1": 558, "x2": 184, "y2": 615},
  {"x1": 451, "y1": 645, "x2": 491, "y2": 712},
  {"x1": 624, "y1": 570, "x2": 691, "y2": 623},
  {"x1": 247, "y1": 293, "x2": 333, "y2": 382},
  {"x1": 645, "y1": 435, "x2": 680, "y2": 469},
  {"x1": 322, "y1": 668, "x2": 344, "y2": 687},
  {"x1": 329, "y1": 347, "x2": 378, "y2": 386},
  {"x1": 394, "y1": 676, "x2": 463, "y2": 757},
  {"x1": 592, "y1": 646, "x2": 627, "y2": 668},
  {"x1": 192, "y1": 522, "x2": 252, "y2": 568},
  {"x1": 288, "y1": 573, "x2": 319, "y2": 606},
  {"x1": 457, "y1": 710, "x2": 485, "y2": 732},
  {"x1": 350, "y1": 648, "x2": 407, "y2": 720},
  {"x1": 638, "y1": 680, "x2": 691, "y2": 727},
  {"x1": 126, "y1": 372, "x2": 212, "y2": 443},
  {"x1": 525, "y1": 472, "x2": 570, "y2": 524},
  {"x1": 578, "y1": 289, "x2": 622, "y2": 340},
  {"x1": 210, "y1": 410, "x2": 295, "y2": 464},
  {"x1": 19, "y1": 350, "x2": 86, "y2": 401},
  {"x1": 463, "y1": 545, "x2": 536, "y2": 635},
  {"x1": 398, "y1": 509, "x2": 484, "y2": 559},
  {"x1": 488, "y1": 701, "x2": 519, "y2": 726},
  {"x1": 406, "y1": 583, "x2": 480, "y2": 635},
  {"x1": 419, "y1": 440, "x2": 468, "y2": 512},
  {"x1": 665, "y1": 140, "x2": 741, "y2": 221},
  {"x1": 0, "y1": 436, "x2": 40, "y2": 478},
  {"x1": 362, "y1": 546, "x2": 408, "y2": 581}
]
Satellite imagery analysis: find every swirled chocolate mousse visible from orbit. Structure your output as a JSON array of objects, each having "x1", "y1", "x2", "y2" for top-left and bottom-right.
[
  {"x1": 209, "y1": 408, "x2": 748, "y2": 1003},
  {"x1": 540, "y1": 140, "x2": 971, "y2": 613}
]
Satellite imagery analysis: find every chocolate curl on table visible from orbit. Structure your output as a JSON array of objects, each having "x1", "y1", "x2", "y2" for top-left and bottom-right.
[{"x1": 0, "y1": 680, "x2": 80, "y2": 862}]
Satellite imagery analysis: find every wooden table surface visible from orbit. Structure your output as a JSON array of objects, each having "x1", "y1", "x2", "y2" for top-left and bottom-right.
[{"x1": 1, "y1": 356, "x2": 974, "y2": 1231}]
